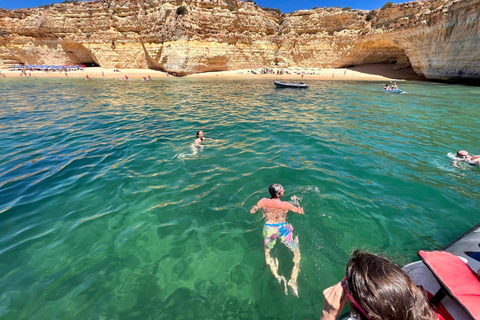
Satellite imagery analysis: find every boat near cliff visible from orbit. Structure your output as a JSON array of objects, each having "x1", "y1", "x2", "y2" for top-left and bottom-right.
[
  {"x1": 274, "y1": 81, "x2": 309, "y2": 88},
  {"x1": 402, "y1": 223, "x2": 480, "y2": 320}
]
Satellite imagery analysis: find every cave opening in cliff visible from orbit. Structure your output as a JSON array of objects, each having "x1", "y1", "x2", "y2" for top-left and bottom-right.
[
  {"x1": 82, "y1": 62, "x2": 101, "y2": 68},
  {"x1": 62, "y1": 42, "x2": 101, "y2": 68},
  {"x1": 340, "y1": 41, "x2": 425, "y2": 80}
]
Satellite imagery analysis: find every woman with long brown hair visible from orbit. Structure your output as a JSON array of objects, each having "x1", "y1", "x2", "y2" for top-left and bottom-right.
[{"x1": 320, "y1": 250, "x2": 442, "y2": 320}]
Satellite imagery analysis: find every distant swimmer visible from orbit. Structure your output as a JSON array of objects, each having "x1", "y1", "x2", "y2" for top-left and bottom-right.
[
  {"x1": 191, "y1": 130, "x2": 216, "y2": 154},
  {"x1": 453, "y1": 150, "x2": 480, "y2": 166},
  {"x1": 84, "y1": 75, "x2": 91, "y2": 80},
  {"x1": 250, "y1": 183, "x2": 304, "y2": 297}
]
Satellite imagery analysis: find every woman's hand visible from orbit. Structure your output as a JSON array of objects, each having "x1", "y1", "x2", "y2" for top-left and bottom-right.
[{"x1": 320, "y1": 281, "x2": 347, "y2": 320}]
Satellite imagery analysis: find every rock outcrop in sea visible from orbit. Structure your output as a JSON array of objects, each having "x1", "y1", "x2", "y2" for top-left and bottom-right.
[{"x1": 0, "y1": 0, "x2": 478, "y2": 83}]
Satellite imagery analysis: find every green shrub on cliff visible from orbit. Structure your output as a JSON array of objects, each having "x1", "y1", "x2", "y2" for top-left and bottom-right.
[
  {"x1": 380, "y1": 2, "x2": 393, "y2": 10},
  {"x1": 366, "y1": 9, "x2": 378, "y2": 21}
]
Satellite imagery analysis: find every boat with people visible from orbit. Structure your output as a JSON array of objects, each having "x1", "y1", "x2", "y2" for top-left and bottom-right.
[
  {"x1": 383, "y1": 88, "x2": 403, "y2": 94},
  {"x1": 402, "y1": 223, "x2": 480, "y2": 320},
  {"x1": 383, "y1": 82, "x2": 402, "y2": 93},
  {"x1": 274, "y1": 81, "x2": 309, "y2": 88}
]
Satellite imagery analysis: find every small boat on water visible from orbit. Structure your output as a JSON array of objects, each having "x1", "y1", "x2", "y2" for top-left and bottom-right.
[
  {"x1": 383, "y1": 89, "x2": 402, "y2": 93},
  {"x1": 402, "y1": 223, "x2": 480, "y2": 320},
  {"x1": 274, "y1": 81, "x2": 309, "y2": 88}
]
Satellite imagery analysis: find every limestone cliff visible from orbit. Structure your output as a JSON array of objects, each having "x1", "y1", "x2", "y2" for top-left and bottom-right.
[{"x1": 0, "y1": 0, "x2": 478, "y2": 83}]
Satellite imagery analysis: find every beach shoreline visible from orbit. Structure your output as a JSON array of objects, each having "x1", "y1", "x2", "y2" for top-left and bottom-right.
[{"x1": 0, "y1": 63, "x2": 424, "y2": 81}]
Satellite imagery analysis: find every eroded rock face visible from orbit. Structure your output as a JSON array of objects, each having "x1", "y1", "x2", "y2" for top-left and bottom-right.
[{"x1": 0, "y1": 0, "x2": 478, "y2": 82}]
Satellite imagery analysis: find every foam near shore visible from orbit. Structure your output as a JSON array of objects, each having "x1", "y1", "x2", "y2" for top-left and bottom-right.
[{"x1": 0, "y1": 64, "x2": 424, "y2": 81}]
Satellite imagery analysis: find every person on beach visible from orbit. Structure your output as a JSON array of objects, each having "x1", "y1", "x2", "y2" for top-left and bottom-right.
[
  {"x1": 453, "y1": 150, "x2": 480, "y2": 166},
  {"x1": 320, "y1": 250, "x2": 444, "y2": 320},
  {"x1": 250, "y1": 183, "x2": 304, "y2": 297}
]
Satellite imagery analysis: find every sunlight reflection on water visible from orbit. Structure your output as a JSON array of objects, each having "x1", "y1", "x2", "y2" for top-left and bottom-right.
[{"x1": 0, "y1": 78, "x2": 479, "y2": 319}]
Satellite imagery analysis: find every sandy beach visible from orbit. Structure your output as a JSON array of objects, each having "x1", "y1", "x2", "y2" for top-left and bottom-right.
[{"x1": 0, "y1": 63, "x2": 424, "y2": 81}]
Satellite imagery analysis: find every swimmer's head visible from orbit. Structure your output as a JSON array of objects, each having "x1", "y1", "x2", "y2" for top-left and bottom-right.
[
  {"x1": 456, "y1": 150, "x2": 469, "y2": 159},
  {"x1": 196, "y1": 130, "x2": 204, "y2": 139},
  {"x1": 269, "y1": 183, "x2": 284, "y2": 198}
]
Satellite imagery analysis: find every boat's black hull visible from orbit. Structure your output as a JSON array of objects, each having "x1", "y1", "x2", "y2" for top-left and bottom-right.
[{"x1": 274, "y1": 81, "x2": 308, "y2": 88}]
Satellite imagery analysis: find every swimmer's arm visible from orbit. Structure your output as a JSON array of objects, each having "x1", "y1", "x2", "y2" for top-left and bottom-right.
[
  {"x1": 250, "y1": 198, "x2": 265, "y2": 214},
  {"x1": 250, "y1": 200, "x2": 264, "y2": 214},
  {"x1": 284, "y1": 202, "x2": 304, "y2": 215}
]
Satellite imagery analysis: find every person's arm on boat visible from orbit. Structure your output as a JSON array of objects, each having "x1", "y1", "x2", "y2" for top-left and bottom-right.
[{"x1": 320, "y1": 281, "x2": 347, "y2": 320}]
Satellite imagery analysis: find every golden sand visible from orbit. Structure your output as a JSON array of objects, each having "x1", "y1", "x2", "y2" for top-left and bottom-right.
[{"x1": 0, "y1": 64, "x2": 423, "y2": 81}]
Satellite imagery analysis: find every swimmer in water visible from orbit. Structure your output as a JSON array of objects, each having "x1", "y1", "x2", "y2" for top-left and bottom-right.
[
  {"x1": 191, "y1": 130, "x2": 216, "y2": 154},
  {"x1": 453, "y1": 150, "x2": 480, "y2": 166},
  {"x1": 250, "y1": 183, "x2": 304, "y2": 297}
]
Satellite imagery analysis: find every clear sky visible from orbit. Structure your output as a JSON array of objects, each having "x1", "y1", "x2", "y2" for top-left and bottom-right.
[{"x1": 0, "y1": 0, "x2": 404, "y2": 12}]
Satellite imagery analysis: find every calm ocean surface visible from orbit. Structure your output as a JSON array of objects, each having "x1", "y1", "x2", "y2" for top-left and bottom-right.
[{"x1": 0, "y1": 77, "x2": 479, "y2": 319}]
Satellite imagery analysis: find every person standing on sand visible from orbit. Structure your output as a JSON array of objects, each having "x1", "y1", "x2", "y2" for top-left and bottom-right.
[{"x1": 250, "y1": 183, "x2": 304, "y2": 297}]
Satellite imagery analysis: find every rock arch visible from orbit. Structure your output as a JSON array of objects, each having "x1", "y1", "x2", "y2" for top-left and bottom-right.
[
  {"x1": 61, "y1": 41, "x2": 100, "y2": 67},
  {"x1": 339, "y1": 37, "x2": 411, "y2": 68}
]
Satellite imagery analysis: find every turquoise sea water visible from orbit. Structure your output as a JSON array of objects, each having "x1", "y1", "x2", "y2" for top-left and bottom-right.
[{"x1": 0, "y1": 77, "x2": 479, "y2": 319}]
